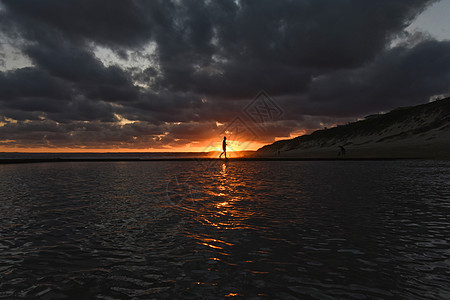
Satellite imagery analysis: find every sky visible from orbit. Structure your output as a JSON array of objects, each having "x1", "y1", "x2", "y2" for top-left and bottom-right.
[{"x1": 0, "y1": 0, "x2": 449, "y2": 152}]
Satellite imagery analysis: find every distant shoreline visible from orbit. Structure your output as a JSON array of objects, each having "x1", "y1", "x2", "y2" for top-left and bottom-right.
[{"x1": 0, "y1": 157, "x2": 437, "y2": 165}]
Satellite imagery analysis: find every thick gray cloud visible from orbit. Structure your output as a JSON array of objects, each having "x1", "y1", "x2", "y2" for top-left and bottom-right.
[
  {"x1": 307, "y1": 39, "x2": 450, "y2": 116},
  {"x1": 0, "y1": 67, "x2": 71, "y2": 101},
  {"x1": 0, "y1": 0, "x2": 448, "y2": 150}
]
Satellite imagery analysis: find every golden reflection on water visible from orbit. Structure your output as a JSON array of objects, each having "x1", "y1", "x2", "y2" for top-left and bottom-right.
[
  {"x1": 188, "y1": 162, "x2": 260, "y2": 259},
  {"x1": 199, "y1": 162, "x2": 255, "y2": 230},
  {"x1": 181, "y1": 161, "x2": 276, "y2": 284},
  {"x1": 216, "y1": 201, "x2": 229, "y2": 209},
  {"x1": 202, "y1": 238, "x2": 234, "y2": 246},
  {"x1": 221, "y1": 162, "x2": 227, "y2": 174}
]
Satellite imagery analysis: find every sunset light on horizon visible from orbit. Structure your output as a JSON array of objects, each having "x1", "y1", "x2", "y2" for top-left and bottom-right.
[{"x1": 0, "y1": 140, "x2": 266, "y2": 153}]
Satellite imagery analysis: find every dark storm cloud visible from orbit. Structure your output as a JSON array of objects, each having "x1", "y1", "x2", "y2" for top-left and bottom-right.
[
  {"x1": 1, "y1": 0, "x2": 152, "y2": 48},
  {"x1": 24, "y1": 41, "x2": 140, "y2": 102},
  {"x1": 0, "y1": 0, "x2": 448, "y2": 149},
  {"x1": 0, "y1": 67, "x2": 71, "y2": 100},
  {"x1": 150, "y1": 0, "x2": 437, "y2": 96},
  {"x1": 308, "y1": 39, "x2": 450, "y2": 116},
  {"x1": 0, "y1": 119, "x2": 170, "y2": 149}
]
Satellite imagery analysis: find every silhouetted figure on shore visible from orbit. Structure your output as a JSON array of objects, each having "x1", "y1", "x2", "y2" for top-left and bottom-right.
[
  {"x1": 219, "y1": 136, "x2": 227, "y2": 159},
  {"x1": 338, "y1": 145, "x2": 346, "y2": 156}
]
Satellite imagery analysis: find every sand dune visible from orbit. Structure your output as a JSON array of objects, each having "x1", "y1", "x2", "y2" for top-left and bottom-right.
[{"x1": 256, "y1": 97, "x2": 450, "y2": 159}]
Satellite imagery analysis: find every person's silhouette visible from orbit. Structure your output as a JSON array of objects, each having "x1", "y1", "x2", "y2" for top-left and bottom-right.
[{"x1": 219, "y1": 136, "x2": 227, "y2": 159}]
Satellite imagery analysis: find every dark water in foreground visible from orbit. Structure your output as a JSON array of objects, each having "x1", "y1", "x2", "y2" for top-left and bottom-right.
[{"x1": 0, "y1": 161, "x2": 449, "y2": 299}]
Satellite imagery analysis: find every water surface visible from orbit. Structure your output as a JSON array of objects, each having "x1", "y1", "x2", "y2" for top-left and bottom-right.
[{"x1": 0, "y1": 160, "x2": 449, "y2": 299}]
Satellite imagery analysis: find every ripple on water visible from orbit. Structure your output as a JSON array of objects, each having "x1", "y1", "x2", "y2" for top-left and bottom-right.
[{"x1": 0, "y1": 160, "x2": 449, "y2": 298}]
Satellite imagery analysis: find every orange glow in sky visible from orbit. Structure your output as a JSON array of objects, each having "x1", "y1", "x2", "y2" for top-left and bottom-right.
[{"x1": 0, "y1": 139, "x2": 267, "y2": 153}]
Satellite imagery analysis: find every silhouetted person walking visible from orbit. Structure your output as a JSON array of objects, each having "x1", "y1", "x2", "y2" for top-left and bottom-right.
[
  {"x1": 338, "y1": 145, "x2": 346, "y2": 156},
  {"x1": 219, "y1": 136, "x2": 227, "y2": 159}
]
